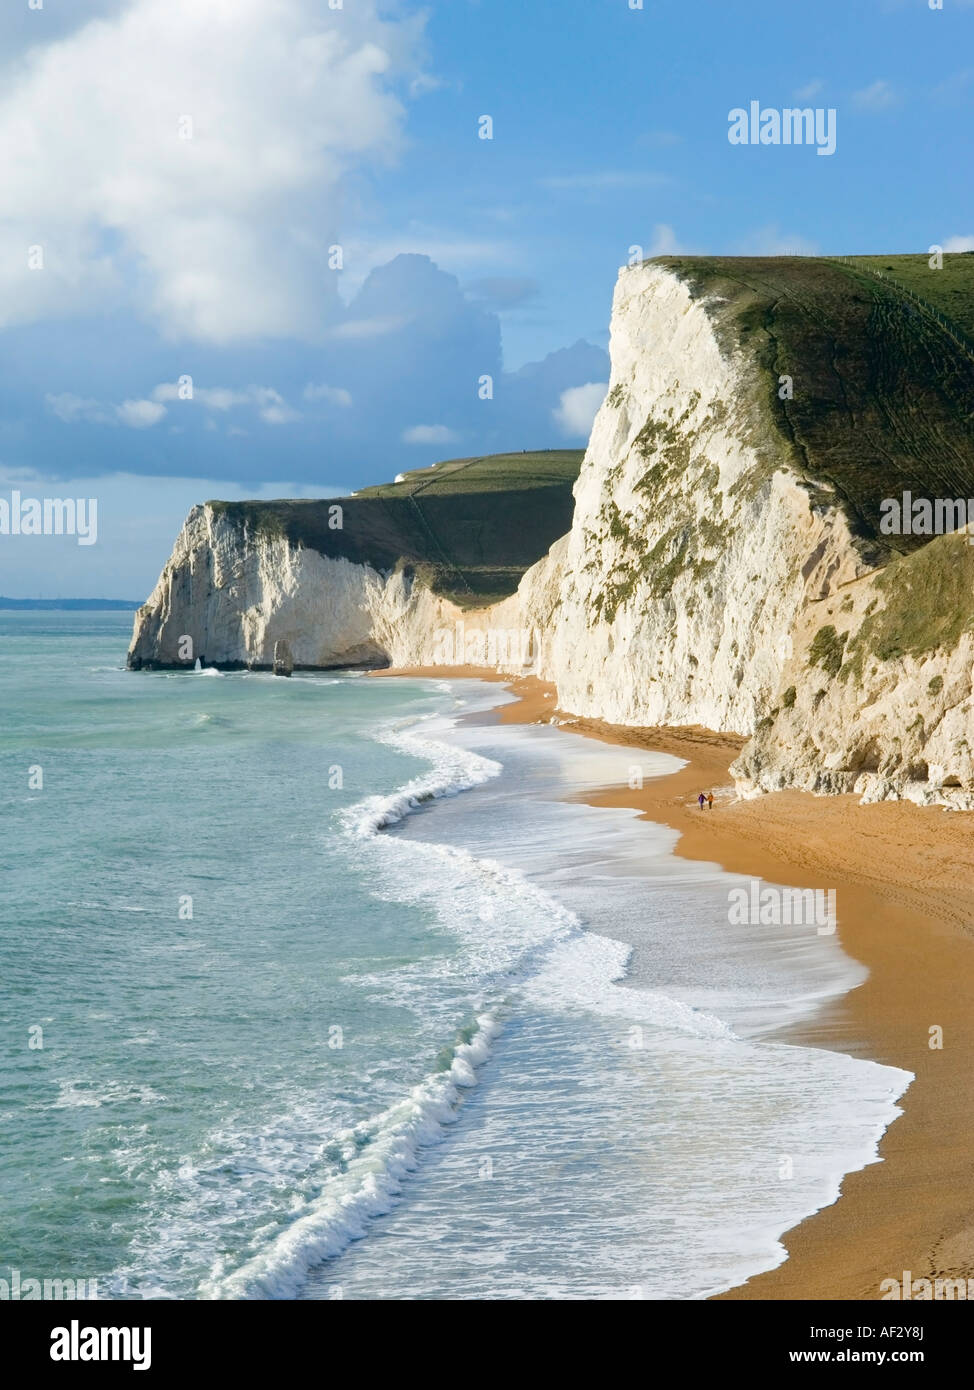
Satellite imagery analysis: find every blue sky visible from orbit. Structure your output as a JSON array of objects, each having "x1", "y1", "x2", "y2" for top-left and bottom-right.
[{"x1": 0, "y1": 0, "x2": 972, "y2": 596}]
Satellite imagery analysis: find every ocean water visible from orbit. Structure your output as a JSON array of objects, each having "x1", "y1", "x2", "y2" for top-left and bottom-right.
[{"x1": 0, "y1": 611, "x2": 911, "y2": 1300}]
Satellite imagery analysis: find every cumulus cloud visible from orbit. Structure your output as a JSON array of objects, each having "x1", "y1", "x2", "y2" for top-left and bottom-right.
[
  {"x1": 154, "y1": 383, "x2": 243, "y2": 411},
  {"x1": 48, "y1": 381, "x2": 302, "y2": 428},
  {"x1": 45, "y1": 393, "x2": 108, "y2": 425},
  {"x1": 553, "y1": 382, "x2": 607, "y2": 439},
  {"x1": 944, "y1": 235, "x2": 974, "y2": 252},
  {"x1": 0, "y1": 0, "x2": 423, "y2": 341},
  {"x1": 116, "y1": 399, "x2": 167, "y2": 429},
  {"x1": 304, "y1": 384, "x2": 353, "y2": 407},
  {"x1": 402, "y1": 424, "x2": 460, "y2": 445},
  {"x1": 152, "y1": 382, "x2": 300, "y2": 423},
  {"x1": 259, "y1": 401, "x2": 301, "y2": 426},
  {"x1": 24, "y1": 254, "x2": 607, "y2": 488},
  {"x1": 342, "y1": 235, "x2": 514, "y2": 295}
]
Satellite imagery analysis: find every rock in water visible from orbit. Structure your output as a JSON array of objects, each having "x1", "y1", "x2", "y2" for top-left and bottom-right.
[{"x1": 273, "y1": 639, "x2": 293, "y2": 677}]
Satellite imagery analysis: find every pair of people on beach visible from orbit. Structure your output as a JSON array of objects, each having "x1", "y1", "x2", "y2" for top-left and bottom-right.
[{"x1": 697, "y1": 792, "x2": 714, "y2": 810}]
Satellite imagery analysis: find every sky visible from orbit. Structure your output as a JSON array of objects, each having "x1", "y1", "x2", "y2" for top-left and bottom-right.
[{"x1": 0, "y1": 0, "x2": 972, "y2": 597}]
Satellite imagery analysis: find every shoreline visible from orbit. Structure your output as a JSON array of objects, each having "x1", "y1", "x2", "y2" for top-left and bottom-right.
[{"x1": 371, "y1": 665, "x2": 974, "y2": 1300}]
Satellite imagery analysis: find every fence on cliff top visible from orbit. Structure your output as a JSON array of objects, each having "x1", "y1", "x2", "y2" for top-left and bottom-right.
[{"x1": 826, "y1": 255, "x2": 974, "y2": 368}]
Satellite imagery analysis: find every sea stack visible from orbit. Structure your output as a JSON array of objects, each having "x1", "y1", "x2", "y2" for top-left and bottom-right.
[{"x1": 273, "y1": 639, "x2": 293, "y2": 677}]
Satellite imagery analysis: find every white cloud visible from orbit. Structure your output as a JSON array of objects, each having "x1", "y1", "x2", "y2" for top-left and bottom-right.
[
  {"x1": 648, "y1": 224, "x2": 683, "y2": 256},
  {"x1": 794, "y1": 79, "x2": 824, "y2": 100},
  {"x1": 409, "y1": 73, "x2": 446, "y2": 98},
  {"x1": 304, "y1": 383, "x2": 353, "y2": 407},
  {"x1": 45, "y1": 393, "x2": 108, "y2": 424},
  {"x1": 401, "y1": 424, "x2": 459, "y2": 445},
  {"x1": 335, "y1": 231, "x2": 515, "y2": 298},
  {"x1": 0, "y1": 0, "x2": 424, "y2": 341},
  {"x1": 944, "y1": 235, "x2": 974, "y2": 252},
  {"x1": 154, "y1": 383, "x2": 245, "y2": 411},
  {"x1": 553, "y1": 382, "x2": 607, "y2": 439},
  {"x1": 259, "y1": 405, "x2": 300, "y2": 426},
  {"x1": 152, "y1": 382, "x2": 300, "y2": 422},
  {"x1": 116, "y1": 399, "x2": 167, "y2": 429},
  {"x1": 249, "y1": 388, "x2": 301, "y2": 425},
  {"x1": 195, "y1": 387, "x2": 251, "y2": 412},
  {"x1": 48, "y1": 381, "x2": 300, "y2": 427},
  {"x1": 853, "y1": 80, "x2": 897, "y2": 111}
]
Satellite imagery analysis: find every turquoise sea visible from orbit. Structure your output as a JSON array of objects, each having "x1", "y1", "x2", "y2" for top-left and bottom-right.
[{"x1": 0, "y1": 612, "x2": 910, "y2": 1299}]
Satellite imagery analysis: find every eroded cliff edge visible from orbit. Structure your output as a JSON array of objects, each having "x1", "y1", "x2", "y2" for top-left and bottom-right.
[{"x1": 130, "y1": 255, "x2": 974, "y2": 808}]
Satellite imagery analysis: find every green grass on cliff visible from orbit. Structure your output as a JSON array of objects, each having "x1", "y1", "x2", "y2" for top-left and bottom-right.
[
  {"x1": 840, "y1": 528, "x2": 974, "y2": 683},
  {"x1": 844, "y1": 253, "x2": 974, "y2": 339},
  {"x1": 208, "y1": 450, "x2": 583, "y2": 608},
  {"x1": 655, "y1": 254, "x2": 974, "y2": 560}
]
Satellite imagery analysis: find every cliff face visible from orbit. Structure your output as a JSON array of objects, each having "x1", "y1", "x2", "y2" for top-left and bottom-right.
[
  {"x1": 127, "y1": 503, "x2": 468, "y2": 670},
  {"x1": 517, "y1": 257, "x2": 974, "y2": 807},
  {"x1": 734, "y1": 529, "x2": 974, "y2": 809},
  {"x1": 127, "y1": 450, "x2": 583, "y2": 670},
  {"x1": 521, "y1": 263, "x2": 875, "y2": 732},
  {"x1": 130, "y1": 256, "x2": 974, "y2": 808}
]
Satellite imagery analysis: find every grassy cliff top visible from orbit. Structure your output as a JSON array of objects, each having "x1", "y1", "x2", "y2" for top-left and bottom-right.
[
  {"x1": 844, "y1": 253, "x2": 974, "y2": 338},
  {"x1": 355, "y1": 450, "x2": 584, "y2": 498},
  {"x1": 207, "y1": 450, "x2": 584, "y2": 608},
  {"x1": 654, "y1": 254, "x2": 974, "y2": 558}
]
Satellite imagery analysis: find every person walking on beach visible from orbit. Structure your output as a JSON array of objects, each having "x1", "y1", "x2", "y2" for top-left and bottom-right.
[
  {"x1": 707, "y1": 792, "x2": 714, "y2": 810},
  {"x1": 698, "y1": 792, "x2": 706, "y2": 810}
]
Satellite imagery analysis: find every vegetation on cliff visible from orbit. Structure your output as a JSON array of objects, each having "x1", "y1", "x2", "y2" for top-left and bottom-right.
[
  {"x1": 208, "y1": 450, "x2": 583, "y2": 607},
  {"x1": 657, "y1": 253, "x2": 974, "y2": 560}
]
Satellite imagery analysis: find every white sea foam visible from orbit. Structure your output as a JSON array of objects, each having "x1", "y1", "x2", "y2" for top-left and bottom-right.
[
  {"x1": 53, "y1": 1079, "x2": 166, "y2": 1109},
  {"x1": 339, "y1": 719, "x2": 504, "y2": 837},
  {"x1": 198, "y1": 710, "x2": 729, "y2": 1302},
  {"x1": 187, "y1": 729, "x2": 520, "y2": 1299},
  {"x1": 200, "y1": 1014, "x2": 501, "y2": 1299},
  {"x1": 343, "y1": 717, "x2": 737, "y2": 1038},
  {"x1": 100, "y1": 679, "x2": 910, "y2": 1303}
]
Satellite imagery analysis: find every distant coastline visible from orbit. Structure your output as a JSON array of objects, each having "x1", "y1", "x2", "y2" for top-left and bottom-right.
[{"x1": 0, "y1": 597, "x2": 141, "y2": 611}]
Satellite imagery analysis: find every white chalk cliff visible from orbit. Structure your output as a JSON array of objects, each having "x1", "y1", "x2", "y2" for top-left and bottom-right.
[
  {"x1": 128, "y1": 504, "x2": 467, "y2": 671},
  {"x1": 130, "y1": 261, "x2": 974, "y2": 807}
]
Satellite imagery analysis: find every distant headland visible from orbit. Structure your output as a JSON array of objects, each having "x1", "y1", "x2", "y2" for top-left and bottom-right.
[{"x1": 0, "y1": 597, "x2": 141, "y2": 610}]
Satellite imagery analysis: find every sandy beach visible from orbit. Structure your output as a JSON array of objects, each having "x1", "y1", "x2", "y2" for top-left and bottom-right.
[{"x1": 372, "y1": 665, "x2": 974, "y2": 1300}]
